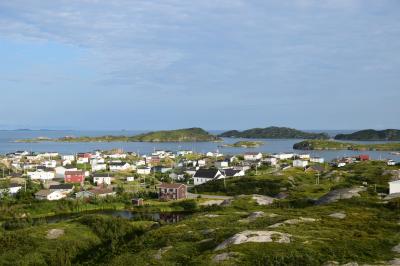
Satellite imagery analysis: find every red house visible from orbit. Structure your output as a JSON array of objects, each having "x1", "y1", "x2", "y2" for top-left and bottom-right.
[
  {"x1": 158, "y1": 183, "x2": 187, "y2": 201},
  {"x1": 358, "y1": 154, "x2": 370, "y2": 161},
  {"x1": 64, "y1": 170, "x2": 85, "y2": 183},
  {"x1": 77, "y1": 153, "x2": 92, "y2": 159}
]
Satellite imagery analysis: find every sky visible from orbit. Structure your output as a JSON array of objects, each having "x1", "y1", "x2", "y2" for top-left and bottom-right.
[{"x1": 0, "y1": 0, "x2": 399, "y2": 130}]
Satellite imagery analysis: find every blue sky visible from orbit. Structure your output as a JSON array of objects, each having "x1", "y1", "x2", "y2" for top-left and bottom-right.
[{"x1": 0, "y1": 0, "x2": 399, "y2": 130}]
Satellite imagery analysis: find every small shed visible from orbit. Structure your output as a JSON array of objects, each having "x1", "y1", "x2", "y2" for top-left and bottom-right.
[{"x1": 132, "y1": 198, "x2": 144, "y2": 206}]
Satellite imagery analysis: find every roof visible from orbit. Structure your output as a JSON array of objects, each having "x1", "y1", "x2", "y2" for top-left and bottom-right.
[
  {"x1": 158, "y1": 183, "x2": 186, "y2": 189},
  {"x1": 65, "y1": 170, "x2": 85, "y2": 175},
  {"x1": 109, "y1": 162, "x2": 129, "y2": 166},
  {"x1": 49, "y1": 184, "x2": 74, "y2": 190},
  {"x1": 306, "y1": 165, "x2": 325, "y2": 172},
  {"x1": 193, "y1": 168, "x2": 220, "y2": 179},
  {"x1": 389, "y1": 180, "x2": 400, "y2": 184},
  {"x1": 35, "y1": 189, "x2": 56, "y2": 197},
  {"x1": 223, "y1": 169, "x2": 241, "y2": 177}
]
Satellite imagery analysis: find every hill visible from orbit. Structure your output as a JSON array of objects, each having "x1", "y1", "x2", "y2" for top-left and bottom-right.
[
  {"x1": 16, "y1": 128, "x2": 221, "y2": 143},
  {"x1": 335, "y1": 129, "x2": 400, "y2": 141},
  {"x1": 129, "y1": 127, "x2": 221, "y2": 142},
  {"x1": 219, "y1": 126, "x2": 329, "y2": 139}
]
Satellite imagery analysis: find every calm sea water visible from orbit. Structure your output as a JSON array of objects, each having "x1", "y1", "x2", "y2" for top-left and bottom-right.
[{"x1": 0, "y1": 130, "x2": 398, "y2": 162}]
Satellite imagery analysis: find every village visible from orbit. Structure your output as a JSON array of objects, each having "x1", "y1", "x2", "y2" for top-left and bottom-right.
[{"x1": 1, "y1": 148, "x2": 399, "y2": 203}]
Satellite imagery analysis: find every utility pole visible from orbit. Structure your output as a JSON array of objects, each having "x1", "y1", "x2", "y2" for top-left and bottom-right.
[{"x1": 316, "y1": 172, "x2": 320, "y2": 185}]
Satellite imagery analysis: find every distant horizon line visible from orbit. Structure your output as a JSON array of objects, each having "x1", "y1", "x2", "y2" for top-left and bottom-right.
[{"x1": 0, "y1": 128, "x2": 391, "y2": 132}]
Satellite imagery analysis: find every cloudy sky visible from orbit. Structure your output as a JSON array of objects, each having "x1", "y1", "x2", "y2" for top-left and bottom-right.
[{"x1": 0, "y1": 0, "x2": 399, "y2": 130}]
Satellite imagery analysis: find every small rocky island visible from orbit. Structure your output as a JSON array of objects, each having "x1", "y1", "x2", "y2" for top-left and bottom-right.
[{"x1": 221, "y1": 141, "x2": 264, "y2": 148}]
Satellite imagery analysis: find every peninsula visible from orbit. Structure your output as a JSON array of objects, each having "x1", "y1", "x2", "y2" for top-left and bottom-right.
[
  {"x1": 293, "y1": 139, "x2": 400, "y2": 151},
  {"x1": 334, "y1": 129, "x2": 400, "y2": 141},
  {"x1": 219, "y1": 126, "x2": 329, "y2": 139},
  {"x1": 15, "y1": 128, "x2": 221, "y2": 143}
]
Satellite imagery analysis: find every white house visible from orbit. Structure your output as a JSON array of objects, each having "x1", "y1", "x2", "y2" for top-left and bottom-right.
[
  {"x1": 198, "y1": 159, "x2": 206, "y2": 167},
  {"x1": 126, "y1": 176, "x2": 135, "y2": 182},
  {"x1": 338, "y1": 162, "x2": 346, "y2": 168},
  {"x1": 42, "y1": 160, "x2": 57, "y2": 168},
  {"x1": 388, "y1": 160, "x2": 396, "y2": 166},
  {"x1": 93, "y1": 176, "x2": 112, "y2": 185},
  {"x1": 28, "y1": 170, "x2": 55, "y2": 180},
  {"x1": 293, "y1": 160, "x2": 308, "y2": 168},
  {"x1": 389, "y1": 180, "x2": 400, "y2": 194},
  {"x1": 206, "y1": 151, "x2": 223, "y2": 157},
  {"x1": 109, "y1": 162, "x2": 131, "y2": 172},
  {"x1": 0, "y1": 184, "x2": 22, "y2": 196},
  {"x1": 310, "y1": 157, "x2": 325, "y2": 164},
  {"x1": 62, "y1": 155, "x2": 75, "y2": 161},
  {"x1": 137, "y1": 167, "x2": 151, "y2": 175},
  {"x1": 298, "y1": 154, "x2": 310, "y2": 159},
  {"x1": 263, "y1": 157, "x2": 278, "y2": 166},
  {"x1": 214, "y1": 161, "x2": 229, "y2": 168},
  {"x1": 177, "y1": 150, "x2": 193, "y2": 156},
  {"x1": 92, "y1": 163, "x2": 107, "y2": 172},
  {"x1": 55, "y1": 166, "x2": 67, "y2": 178},
  {"x1": 49, "y1": 184, "x2": 74, "y2": 194},
  {"x1": 35, "y1": 190, "x2": 66, "y2": 201},
  {"x1": 193, "y1": 168, "x2": 225, "y2": 185},
  {"x1": 77, "y1": 157, "x2": 89, "y2": 164},
  {"x1": 244, "y1": 152, "x2": 263, "y2": 161},
  {"x1": 273, "y1": 153, "x2": 294, "y2": 160}
]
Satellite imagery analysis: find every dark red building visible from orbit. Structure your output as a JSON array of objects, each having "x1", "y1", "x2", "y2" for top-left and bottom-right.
[
  {"x1": 158, "y1": 183, "x2": 187, "y2": 200},
  {"x1": 64, "y1": 170, "x2": 85, "y2": 183},
  {"x1": 358, "y1": 154, "x2": 370, "y2": 161}
]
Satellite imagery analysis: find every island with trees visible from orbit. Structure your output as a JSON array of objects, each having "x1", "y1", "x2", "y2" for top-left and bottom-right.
[
  {"x1": 334, "y1": 129, "x2": 400, "y2": 141},
  {"x1": 293, "y1": 139, "x2": 400, "y2": 151},
  {"x1": 15, "y1": 128, "x2": 221, "y2": 143},
  {"x1": 219, "y1": 126, "x2": 329, "y2": 139}
]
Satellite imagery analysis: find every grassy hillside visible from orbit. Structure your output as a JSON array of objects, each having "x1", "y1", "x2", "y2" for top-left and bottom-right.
[
  {"x1": 335, "y1": 129, "x2": 400, "y2": 141},
  {"x1": 219, "y1": 127, "x2": 329, "y2": 139},
  {"x1": 16, "y1": 128, "x2": 221, "y2": 143},
  {"x1": 293, "y1": 140, "x2": 400, "y2": 151}
]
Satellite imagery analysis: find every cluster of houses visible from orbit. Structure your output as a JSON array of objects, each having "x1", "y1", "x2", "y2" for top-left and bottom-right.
[{"x1": 1, "y1": 148, "x2": 399, "y2": 200}]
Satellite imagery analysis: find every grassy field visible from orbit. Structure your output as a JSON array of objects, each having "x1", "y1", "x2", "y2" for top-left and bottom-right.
[{"x1": 0, "y1": 161, "x2": 399, "y2": 265}]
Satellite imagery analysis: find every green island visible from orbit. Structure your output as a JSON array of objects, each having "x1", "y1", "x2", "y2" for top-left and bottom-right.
[
  {"x1": 15, "y1": 128, "x2": 221, "y2": 143},
  {"x1": 335, "y1": 129, "x2": 400, "y2": 141},
  {"x1": 1, "y1": 161, "x2": 400, "y2": 265},
  {"x1": 293, "y1": 139, "x2": 400, "y2": 151},
  {"x1": 222, "y1": 140, "x2": 264, "y2": 148},
  {"x1": 219, "y1": 126, "x2": 329, "y2": 139}
]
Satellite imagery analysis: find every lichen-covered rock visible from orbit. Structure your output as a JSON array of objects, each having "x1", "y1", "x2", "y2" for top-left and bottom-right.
[
  {"x1": 328, "y1": 212, "x2": 346, "y2": 219},
  {"x1": 315, "y1": 187, "x2": 366, "y2": 205},
  {"x1": 154, "y1": 246, "x2": 172, "y2": 260},
  {"x1": 252, "y1": 194, "x2": 275, "y2": 205},
  {"x1": 393, "y1": 243, "x2": 400, "y2": 253},
  {"x1": 269, "y1": 217, "x2": 317, "y2": 228},
  {"x1": 215, "y1": 230, "x2": 291, "y2": 251},
  {"x1": 212, "y1": 252, "x2": 240, "y2": 263}
]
